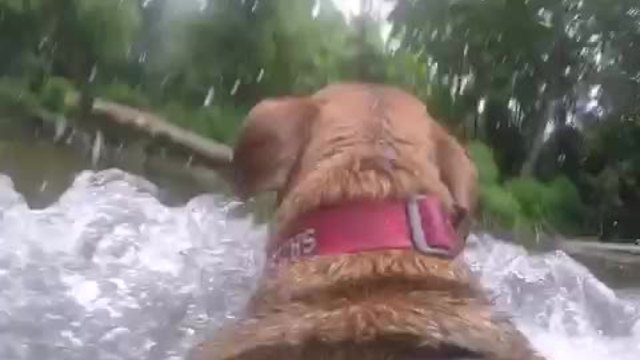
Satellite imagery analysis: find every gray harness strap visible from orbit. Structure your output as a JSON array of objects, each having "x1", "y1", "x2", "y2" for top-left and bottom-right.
[{"x1": 406, "y1": 195, "x2": 453, "y2": 258}]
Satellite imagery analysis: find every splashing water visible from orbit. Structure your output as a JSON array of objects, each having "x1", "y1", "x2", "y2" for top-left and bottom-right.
[
  {"x1": 0, "y1": 169, "x2": 266, "y2": 360},
  {"x1": 0, "y1": 169, "x2": 638, "y2": 360},
  {"x1": 464, "y1": 236, "x2": 640, "y2": 359}
]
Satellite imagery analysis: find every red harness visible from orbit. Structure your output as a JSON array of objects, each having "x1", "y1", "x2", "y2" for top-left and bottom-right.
[{"x1": 268, "y1": 195, "x2": 463, "y2": 267}]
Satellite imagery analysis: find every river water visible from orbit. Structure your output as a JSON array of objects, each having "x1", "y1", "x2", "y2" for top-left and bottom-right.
[{"x1": 0, "y1": 138, "x2": 639, "y2": 359}]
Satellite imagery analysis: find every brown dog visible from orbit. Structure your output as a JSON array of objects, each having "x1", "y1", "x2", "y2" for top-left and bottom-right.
[{"x1": 194, "y1": 83, "x2": 543, "y2": 359}]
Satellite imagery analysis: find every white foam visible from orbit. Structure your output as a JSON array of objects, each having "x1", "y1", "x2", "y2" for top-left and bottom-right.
[
  {"x1": 0, "y1": 169, "x2": 267, "y2": 359},
  {"x1": 464, "y1": 234, "x2": 640, "y2": 360}
]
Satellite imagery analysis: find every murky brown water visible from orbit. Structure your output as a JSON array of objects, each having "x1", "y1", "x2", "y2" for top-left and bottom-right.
[
  {"x1": 0, "y1": 113, "x2": 277, "y2": 226},
  {"x1": 0, "y1": 134, "x2": 230, "y2": 208}
]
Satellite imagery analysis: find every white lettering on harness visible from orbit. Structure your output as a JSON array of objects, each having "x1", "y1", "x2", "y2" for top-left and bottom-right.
[{"x1": 272, "y1": 228, "x2": 317, "y2": 261}]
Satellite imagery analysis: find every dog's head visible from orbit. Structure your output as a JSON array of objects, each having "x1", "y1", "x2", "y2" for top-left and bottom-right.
[{"x1": 232, "y1": 84, "x2": 478, "y2": 239}]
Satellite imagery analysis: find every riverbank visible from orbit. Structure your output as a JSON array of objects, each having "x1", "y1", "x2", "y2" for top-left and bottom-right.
[
  {"x1": 558, "y1": 240, "x2": 640, "y2": 264},
  {"x1": 560, "y1": 240, "x2": 640, "y2": 258},
  {"x1": 557, "y1": 239, "x2": 640, "y2": 289}
]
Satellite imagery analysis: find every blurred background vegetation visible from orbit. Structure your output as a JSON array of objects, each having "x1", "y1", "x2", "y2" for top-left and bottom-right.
[{"x1": 0, "y1": 0, "x2": 639, "y2": 242}]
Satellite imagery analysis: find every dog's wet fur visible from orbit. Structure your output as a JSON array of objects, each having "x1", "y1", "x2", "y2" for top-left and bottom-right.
[{"x1": 193, "y1": 83, "x2": 544, "y2": 359}]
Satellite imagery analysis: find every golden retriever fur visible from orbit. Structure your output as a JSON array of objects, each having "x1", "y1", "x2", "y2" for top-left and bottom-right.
[{"x1": 193, "y1": 83, "x2": 543, "y2": 359}]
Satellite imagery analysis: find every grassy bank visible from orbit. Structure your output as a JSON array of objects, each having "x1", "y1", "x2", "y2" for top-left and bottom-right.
[{"x1": 0, "y1": 78, "x2": 245, "y2": 146}]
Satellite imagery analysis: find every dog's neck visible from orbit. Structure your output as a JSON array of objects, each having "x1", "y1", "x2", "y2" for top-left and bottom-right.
[{"x1": 276, "y1": 154, "x2": 453, "y2": 234}]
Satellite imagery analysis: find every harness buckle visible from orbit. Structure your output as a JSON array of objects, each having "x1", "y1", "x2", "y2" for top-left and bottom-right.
[{"x1": 406, "y1": 195, "x2": 459, "y2": 258}]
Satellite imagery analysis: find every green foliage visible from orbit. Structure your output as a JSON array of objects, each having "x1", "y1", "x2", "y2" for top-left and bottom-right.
[
  {"x1": 470, "y1": 140, "x2": 529, "y2": 232},
  {"x1": 470, "y1": 140, "x2": 586, "y2": 236},
  {"x1": 505, "y1": 178, "x2": 548, "y2": 221},
  {"x1": 40, "y1": 0, "x2": 141, "y2": 68},
  {"x1": 468, "y1": 141, "x2": 500, "y2": 185},
  {"x1": 168, "y1": 0, "x2": 384, "y2": 106},
  {"x1": 544, "y1": 177, "x2": 587, "y2": 234},
  {"x1": 504, "y1": 176, "x2": 586, "y2": 234},
  {"x1": 0, "y1": 78, "x2": 39, "y2": 115},
  {"x1": 479, "y1": 185, "x2": 523, "y2": 229},
  {"x1": 39, "y1": 77, "x2": 74, "y2": 113},
  {"x1": 99, "y1": 82, "x2": 150, "y2": 109},
  {"x1": 162, "y1": 103, "x2": 245, "y2": 145},
  {"x1": 389, "y1": 0, "x2": 603, "y2": 174},
  {"x1": 383, "y1": 49, "x2": 431, "y2": 104}
]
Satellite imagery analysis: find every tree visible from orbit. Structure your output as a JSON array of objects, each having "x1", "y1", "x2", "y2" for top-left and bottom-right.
[
  {"x1": 388, "y1": 0, "x2": 594, "y2": 176},
  {"x1": 0, "y1": 0, "x2": 46, "y2": 86},
  {"x1": 38, "y1": 0, "x2": 141, "y2": 118},
  {"x1": 168, "y1": 0, "x2": 378, "y2": 108}
]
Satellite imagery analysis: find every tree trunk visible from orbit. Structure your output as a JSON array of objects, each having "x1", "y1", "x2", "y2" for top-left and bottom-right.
[
  {"x1": 520, "y1": 124, "x2": 546, "y2": 177},
  {"x1": 356, "y1": 0, "x2": 372, "y2": 80},
  {"x1": 520, "y1": 99, "x2": 556, "y2": 177},
  {"x1": 521, "y1": 6, "x2": 569, "y2": 177},
  {"x1": 77, "y1": 65, "x2": 96, "y2": 122},
  {"x1": 520, "y1": 120, "x2": 546, "y2": 176}
]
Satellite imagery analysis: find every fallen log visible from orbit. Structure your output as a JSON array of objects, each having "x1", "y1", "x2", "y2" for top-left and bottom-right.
[{"x1": 91, "y1": 99, "x2": 233, "y2": 166}]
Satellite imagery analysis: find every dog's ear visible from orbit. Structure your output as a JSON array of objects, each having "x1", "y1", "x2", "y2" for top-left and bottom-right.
[
  {"x1": 435, "y1": 127, "x2": 479, "y2": 239},
  {"x1": 232, "y1": 97, "x2": 319, "y2": 200}
]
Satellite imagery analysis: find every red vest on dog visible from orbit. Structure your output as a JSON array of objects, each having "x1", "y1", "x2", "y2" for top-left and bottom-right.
[{"x1": 268, "y1": 196, "x2": 463, "y2": 267}]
